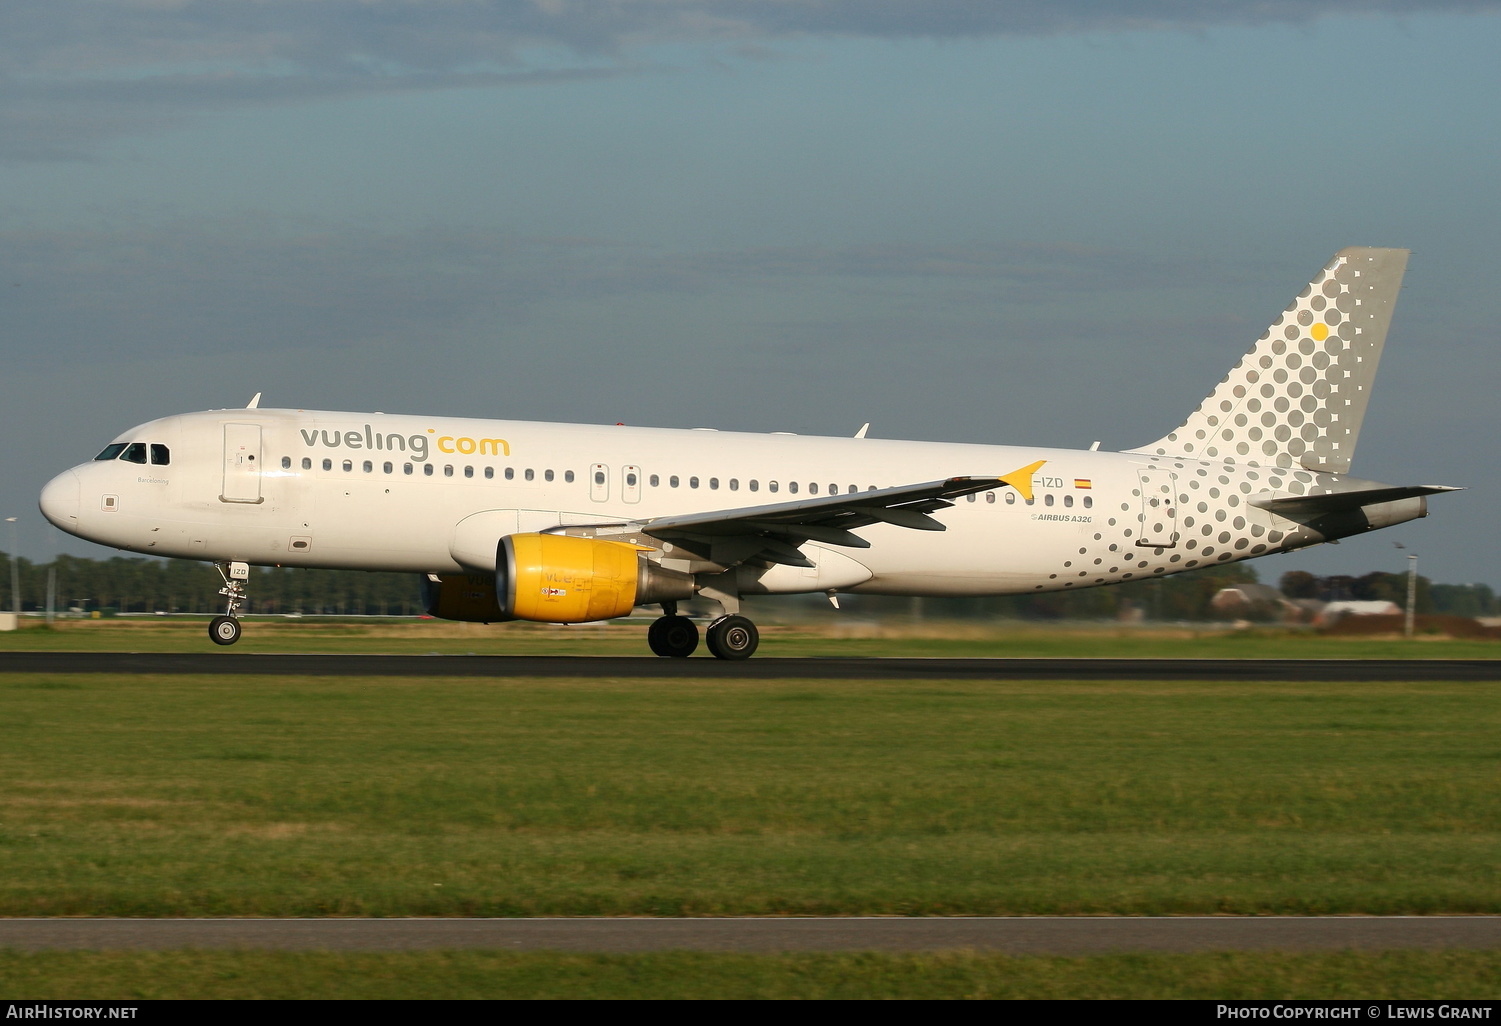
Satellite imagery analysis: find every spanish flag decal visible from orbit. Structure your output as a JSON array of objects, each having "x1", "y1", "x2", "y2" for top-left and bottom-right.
[{"x1": 1074, "y1": 479, "x2": 1092, "y2": 489}]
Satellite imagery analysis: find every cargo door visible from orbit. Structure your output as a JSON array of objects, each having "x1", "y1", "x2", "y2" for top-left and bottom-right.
[
  {"x1": 1136, "y1": 468, "x2": 1177, "y2": 547},
  {"x1": 221, "y1": 423, "x2": 264, "y2": 504}
]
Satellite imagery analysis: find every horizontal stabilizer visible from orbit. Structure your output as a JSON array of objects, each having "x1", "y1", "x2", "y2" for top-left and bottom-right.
[{"x1": 1251, "y1": 485, "x2": 1461, "y2": 518}]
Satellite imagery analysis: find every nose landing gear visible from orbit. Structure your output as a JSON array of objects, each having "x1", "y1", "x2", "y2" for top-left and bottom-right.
[{"x1": 208, "y1": 561, "x2": 250, "y2": 647}]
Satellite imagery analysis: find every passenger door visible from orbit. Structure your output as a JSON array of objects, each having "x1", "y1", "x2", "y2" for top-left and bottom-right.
[
  {"x1": 1136, "y1": 468, "x2": 1178, "y2": 547},
  {"x1": 221, "y1": 423, "x2": 264, "y2": 504}
]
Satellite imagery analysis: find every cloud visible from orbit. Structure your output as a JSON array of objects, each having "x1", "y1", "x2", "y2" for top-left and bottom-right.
[{"x1": 1, "y1": 0, "x2": 1491, "y2": 159}]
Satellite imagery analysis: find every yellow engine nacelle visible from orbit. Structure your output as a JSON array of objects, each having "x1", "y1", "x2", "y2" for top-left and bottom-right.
[
  {"x1": 420, "y1": 574, "x2": 509, "y2": 623},
  {"x1": 498, "y1": 534, "x2": 695, "y2": 624}
]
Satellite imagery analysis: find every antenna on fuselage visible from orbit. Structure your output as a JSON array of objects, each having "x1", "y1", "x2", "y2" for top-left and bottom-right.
[
  {"x1": 245, "y1": 393, "x2": 262, "y2": 409},
  {"x1": 854, "y1": 423, "x2": 870, "y2": 439}
]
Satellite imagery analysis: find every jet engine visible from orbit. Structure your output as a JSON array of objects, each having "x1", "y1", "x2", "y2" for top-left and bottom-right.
[
  {"x1": 498, "y1": 533, "x2": 695, "y2": 623},
  {"x1": 420, "y1": 573, "x2": 509, "y2": 623}
]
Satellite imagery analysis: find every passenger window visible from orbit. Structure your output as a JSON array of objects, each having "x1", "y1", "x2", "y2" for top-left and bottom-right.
[
  {"x1": 967, "y1": 493, "x2": 976, "y2": 503},
  {"x1": 281, "y1": 456, "x2": 291, "y2": 470},
  {"x1": 627, "y1": 472, "x2": 638, "y2": 487},
  {"x1": 363, "y1": 460, "x2": 373, "y2": 473},
  {"x1": 788, "y1": 482, "x2": 798, "y2": 494},
  {"x1": 302, "y1": 458, "x2": 312, "y2": 470},
  {"x1": 1045, "y1": 494, "x2": 1054, "y2": 506},
  {"x1": 808, "y1": 483, "x2": 818, "y2": 495},
  {"x1": 565, "y1": 470, "x2": 575, "y2": 483},
  {"x1": 505, "y1": 468, "x2": 514, "y2": 480},
  {"x1": 749, "y1": 480, "x2": 759, "y2": 492},
  {"x1": 323, "y1": 458, "x2": 332, "y2": 471},
  {"x1": 150, "y1": 444, "x2": 171, "y2": 466},
  {"x1": 485, "y1": 467, "x2": 494, "y2": 480},
  {"x1": 670, "y1": 476, "x2": 679, "y2": 488},
  {"x1": 384, "y1": 462, "x2": 394, "y2": 474},
  {"x1": 525, "y1": 469, "x2": 535, "y2": 481},
  {"x1": 1064, "y1": 494, "x2": 1074, "y2": 508},
  {"x1": 342, "y1": 460, "x2": 353, "y2": 472},
  {"x1": 594, "y1": 470, "x2": 605, "y2": 485},
  {"x1": 122, "y1": 443, "x2": 148, "y2": 465},
  {"x1": 545, "y1": 469, "x2": 554, "y2": 482},
  {"x1": 1083, "y1": 496, "x2": 1093, "y2": 509},
  {"x1": 729, "y1": 479, "x2": 739, "y2": 491},
  {"x1": 444, "y1": 465, "x2": 454, "y2": 477},
  {"x1": 708, "y1": 477, "x2": 718, "y2": 490},
  {"x1": 769, "y1": 481, "x2": 779, "y2": 493},
  {"x1": 94, "y1": 443, "x2": 128, "y2": 461},
  {"x1": 689, "y1": 476, "x2": 700, "y2": 489},
  {"x1": 404, "y1": 463, "x2": 413, "y2": 475},
  {"x1": 1005, "y1": 492, "x2": 1016, "y2": 505},
  {"x1": 465, "y1": 466, "x2": 474, "y2": 479},
  {"x1": 423, "y1": 464, "x2": 433, "y2": 477}
]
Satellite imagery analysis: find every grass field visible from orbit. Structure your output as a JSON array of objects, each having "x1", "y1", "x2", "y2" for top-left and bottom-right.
[
  {"x1": 4, "y1": 950, "x2": 1499, "y2": 1000},
  {"x1": 2, "y1": 671, "x2": 1499, "y2": 918},
  {"x1": 3, "y1": 616, "x2": 1500, "y2": 658}
]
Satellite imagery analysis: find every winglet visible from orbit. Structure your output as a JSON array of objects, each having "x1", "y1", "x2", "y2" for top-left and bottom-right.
[
  {"x1": 246, "y1": 393, "x2": 262, "y2": 409},
  {"x1": 999, "y1": 460, "x2": 1046, "y2": 502}
]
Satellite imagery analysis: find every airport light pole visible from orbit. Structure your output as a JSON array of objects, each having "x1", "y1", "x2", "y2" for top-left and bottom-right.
[
  {"x1": 1405, "y1": 554, "x2": 1418, "y2": 639},
  {"x1": 5, "y1": 517, "x2": 18, "y2": 618}
]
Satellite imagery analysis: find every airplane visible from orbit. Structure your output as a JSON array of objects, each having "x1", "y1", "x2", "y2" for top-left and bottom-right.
[{"x1": 38, "y1": 247, "x2": 1458, "y2": 659}]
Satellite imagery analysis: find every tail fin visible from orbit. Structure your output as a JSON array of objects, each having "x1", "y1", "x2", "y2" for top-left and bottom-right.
[{"x1": 1128, "y1": 247, "x2": 1409, "y2": 474}]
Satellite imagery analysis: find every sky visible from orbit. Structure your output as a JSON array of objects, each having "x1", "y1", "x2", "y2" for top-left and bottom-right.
[{"x1": 2, "y1": 0, "x2": 1498, "y2": 589}]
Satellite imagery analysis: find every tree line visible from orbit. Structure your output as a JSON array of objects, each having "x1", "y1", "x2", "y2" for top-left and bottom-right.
[
  {"x1": 0, "y1": 553, "x2": 422, "y2": 616},
  {"x1": 2, "y1": 551, "x2": 1494, "y2": 621}
]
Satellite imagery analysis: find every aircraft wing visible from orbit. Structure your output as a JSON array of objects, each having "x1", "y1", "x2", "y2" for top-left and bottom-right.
[{"x1": 637, "y1": 463, "x2": 1043, "y2": 568}]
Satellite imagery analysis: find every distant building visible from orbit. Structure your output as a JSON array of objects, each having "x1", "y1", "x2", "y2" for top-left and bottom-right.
[
  {"x1": 1317, "y1": 600, "x2": 1402, "y2": 625},
  {"x1": 1210, "y1": 583, "x2": 1298, "y2": 621}
]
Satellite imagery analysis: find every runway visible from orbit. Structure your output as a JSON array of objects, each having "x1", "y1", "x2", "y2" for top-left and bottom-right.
[
  {"x1": 2, "y1": 917, "x2": 1499, "y2": 953},
  {"x1": 3, "y1": 652, "x2": 1501, "y2": 680}
]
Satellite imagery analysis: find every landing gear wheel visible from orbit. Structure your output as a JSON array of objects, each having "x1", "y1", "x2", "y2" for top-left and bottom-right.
[
  {"x1": 648, "y1": 615, "x2": 699, "y2": 658},
  {"x1": 209, "y1": 616, "x2": 242, "y2": 646},
  {"x1": 706, "y1": 615, "x2": 759, "y2": 661}
]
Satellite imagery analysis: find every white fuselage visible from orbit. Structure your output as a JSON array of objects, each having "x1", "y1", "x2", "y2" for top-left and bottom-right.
[{"x1": 39, "y1": 407, "x2": 1423, "y2": 599}]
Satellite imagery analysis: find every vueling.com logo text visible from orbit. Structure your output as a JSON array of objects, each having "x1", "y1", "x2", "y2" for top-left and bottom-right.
[{"x1": 300, "y1": 426, "x2": 511, "y2": 464}]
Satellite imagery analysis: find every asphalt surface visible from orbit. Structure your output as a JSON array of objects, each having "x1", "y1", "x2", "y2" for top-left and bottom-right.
[
  {"x1": 2, "y1": 652, "x2": 1501, "y2": 679},
  {"x1": 2, "y1": 917, "x2": 1499, "y2": 953}
]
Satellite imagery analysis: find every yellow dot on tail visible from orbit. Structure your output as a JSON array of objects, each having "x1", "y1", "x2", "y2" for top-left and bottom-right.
[{"x1": 1311, "y1": 323, "x2": 1329, "y2": 341}]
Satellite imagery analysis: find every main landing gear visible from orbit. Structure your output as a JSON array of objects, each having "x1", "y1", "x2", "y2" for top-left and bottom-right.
[
  {"x1": 209, "y1": 561, "x2": 250, "y2": 647},
  {"x1": 705, "y1": 615, "x2": 758, "y2": 660},
  {"x1": 647, "y1": 614, "x2": 698, "y2": 658},
  {"x1": 647, "y1": 602, "x2": 760, "y2": 660}
]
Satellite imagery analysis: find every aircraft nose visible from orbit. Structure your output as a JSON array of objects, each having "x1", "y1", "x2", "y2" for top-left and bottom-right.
[{"x1": 39, "y1": 470, "x2": 81, "y2": 532}]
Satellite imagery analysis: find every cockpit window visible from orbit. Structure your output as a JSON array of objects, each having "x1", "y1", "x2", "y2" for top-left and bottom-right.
[
  {"x1": 94, "y1": 443, "x2": 128, "y2": 461},
  {"x1": 121, "y1": 442, "x2": 148, "y2": 465},
  {"x1": 150, "y1": 444, "x2": 170, "y2": 466}
]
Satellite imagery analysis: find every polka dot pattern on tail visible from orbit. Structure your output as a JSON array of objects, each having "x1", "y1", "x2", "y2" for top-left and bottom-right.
[{"x1": 1127, "y1": 248, "x2": 1409, "y2": 476}]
